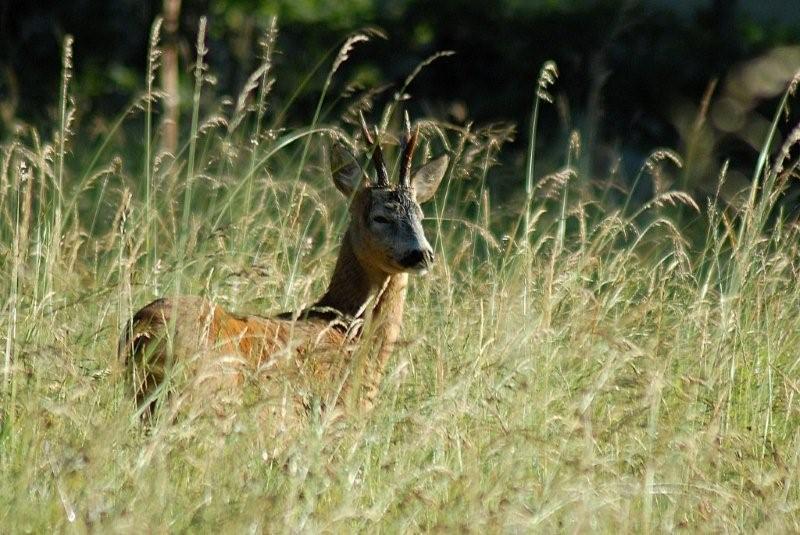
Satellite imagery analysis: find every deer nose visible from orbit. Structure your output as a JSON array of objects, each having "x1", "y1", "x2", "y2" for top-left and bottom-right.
[{"x1": 400, "y1": 248, "x2": 434, "y2": 269}]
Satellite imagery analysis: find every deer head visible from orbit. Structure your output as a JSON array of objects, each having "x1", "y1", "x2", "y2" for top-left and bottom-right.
[{"x1": 329, "y1": 116, "x2": 449, "y2": 276}]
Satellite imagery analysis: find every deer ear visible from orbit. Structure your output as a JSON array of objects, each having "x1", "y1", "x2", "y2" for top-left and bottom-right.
[
  {"x1": 329, "y1": 141, "x2": 366, "y2": 196},
  {"x1": 410, "y1": 155, "x2": 449, "y2": 203}
]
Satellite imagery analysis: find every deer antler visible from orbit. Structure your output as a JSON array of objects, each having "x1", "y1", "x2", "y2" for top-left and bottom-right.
[
  {"x1": 399, "y1": 112, "x2": 419, "y2": 188},
  {"x1": 359, "y1": 112, "x2": 389, "y2": 187}
]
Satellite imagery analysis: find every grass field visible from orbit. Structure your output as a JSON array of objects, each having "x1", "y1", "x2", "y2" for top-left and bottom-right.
[{"x1": 2, "y1": 27, "x2": 800, "y2": 532}]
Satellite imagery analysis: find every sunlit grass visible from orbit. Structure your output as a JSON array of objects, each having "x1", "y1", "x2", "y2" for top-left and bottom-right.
[{"x1": 1, "y1": 21, "x2": 800, "y2": 532}]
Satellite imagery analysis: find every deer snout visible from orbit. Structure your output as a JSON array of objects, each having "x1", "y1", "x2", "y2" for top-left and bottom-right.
[{"x1": 400, "y1": 247, "x2": 434, "y2": 271}]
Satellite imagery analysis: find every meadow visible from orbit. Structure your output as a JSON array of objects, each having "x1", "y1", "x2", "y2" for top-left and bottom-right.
[{"x1": 2, "y1": 22, "x2": 800, "y2": 532}]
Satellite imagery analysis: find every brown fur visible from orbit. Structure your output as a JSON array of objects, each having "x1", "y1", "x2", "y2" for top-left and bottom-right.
[{"x1": 119, "y1": 225, "x2": 409, "y2": 417}]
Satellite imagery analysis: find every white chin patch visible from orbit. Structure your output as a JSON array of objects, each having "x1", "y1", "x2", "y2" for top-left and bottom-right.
[{"x1": 410, "y1": 266, "x2": 429, "y2": 276}]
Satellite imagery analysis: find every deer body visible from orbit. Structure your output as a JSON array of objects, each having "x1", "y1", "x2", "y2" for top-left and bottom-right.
[{"x1": 119, "y1": 120, "x2": 448, "y2": 417}]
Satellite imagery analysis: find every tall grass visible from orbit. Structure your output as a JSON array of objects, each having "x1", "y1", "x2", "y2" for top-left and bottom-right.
[
  {"x1": 180, "y1": 16, "x2": 208, "y2": 264},
  {"x1": 1, "y1": 20, "x2": 800, "y2": 532},
  {"x1": 144, "y1": 17, "x2": 163, "y2": 272}
]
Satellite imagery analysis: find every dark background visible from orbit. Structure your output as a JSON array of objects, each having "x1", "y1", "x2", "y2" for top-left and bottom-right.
[{"x1": 1, "y1": 0, "x2": 799, "y2": 200}]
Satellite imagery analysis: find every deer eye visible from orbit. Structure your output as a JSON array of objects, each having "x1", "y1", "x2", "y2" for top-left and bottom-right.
[{"x1": 372, "y1": 215, "x2": 391, "y2": 225}]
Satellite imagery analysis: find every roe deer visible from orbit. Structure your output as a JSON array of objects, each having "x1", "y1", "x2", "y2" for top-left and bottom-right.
[{"x1": 118, "y1": 116, "x2": 449, "y2": 418}]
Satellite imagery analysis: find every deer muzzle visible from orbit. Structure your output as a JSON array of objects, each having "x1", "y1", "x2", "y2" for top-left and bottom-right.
[{"x1": 400, "y1": 248, "x2": 434, "y2": 273}]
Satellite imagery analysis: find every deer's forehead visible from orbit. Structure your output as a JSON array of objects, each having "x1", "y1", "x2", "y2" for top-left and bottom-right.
[{"x1": 367, "y1": 189, "x2": 418, "y2": 213}]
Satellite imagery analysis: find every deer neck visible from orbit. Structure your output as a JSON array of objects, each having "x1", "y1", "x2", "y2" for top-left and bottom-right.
[
  {"x1": 313, "y1": 229, "x2": 408, "y2": 327},
  {"x1": 361, "y1": 270, "x2": 408, "y2": 408},
  {"x1": 312, "y1": 229, "x2": 409, "y2": 409}
]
